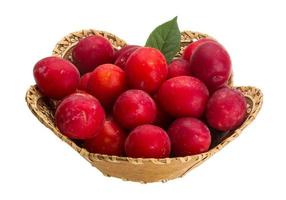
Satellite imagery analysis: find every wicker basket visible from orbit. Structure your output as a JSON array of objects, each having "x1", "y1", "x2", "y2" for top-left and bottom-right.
[{"x1": 25, "y1": 30, "x2": 263, "y2": 183}]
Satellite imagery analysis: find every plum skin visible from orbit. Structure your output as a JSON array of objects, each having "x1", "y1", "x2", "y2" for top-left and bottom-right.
[
  {"x1": 87, "y1": 64, "x2": 127, "y2": 109},
  {"x1": 55, "y1": 93, "x2": 105, "y2": 140},
  {"x1": 72, "y1": 35, "x2": 114, "y2": 74},
  {"x1": 167, "y1": 58, "x2": 191, "y2": 79},
  {"x1": 189, "y1": 41, "x2": 231, "y2": 92},
  {"x1": 83, "y1": 119, "x2": 126, "y2": 156},
  {"x1": 114, "y1": 45, "x2": 139, "y2": 61},
  {"x1": 78, "y1": 72, "x2": 91, "y2": 92},
  {"x1": 33, "y1": 56, "x2": 80, "y2": 100},
  {"x1": 114, "y1": 45, "x2": 140, "y2": 69},
  {"x1": 168, "y1": 117, "x2": 211, "y2": 156},
  {"x1": 182, "y1": 38, "x2": 214, "y2": 61},
  {"x1": 113, "y1": 89, "x2": 157, "y2": 129},
  {"x1": 206, "y1": 87, "x2": 247, "y2": 131},
  {"x1": 125, "y1": 124, "x2": 171, "y2": 158},
  {"x1": 125, "y1": 47, "x2": 168, "y2": 94},
  {"x1": 157, "y1": 76, "x2": 209, "y2": 118}
]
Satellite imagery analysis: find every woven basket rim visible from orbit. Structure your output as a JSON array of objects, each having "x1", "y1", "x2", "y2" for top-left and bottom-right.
[
  {"x1": 25, "y1": 85, "x2": 263, "y2": 165},
  {"x1": 25, "y1": 29, "x2": 264, "y2": 183}
]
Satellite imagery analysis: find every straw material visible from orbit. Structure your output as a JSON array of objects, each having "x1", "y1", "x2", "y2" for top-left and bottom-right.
[{"x1": 26, "y1": 30, "x2": 262, "y2": 183}]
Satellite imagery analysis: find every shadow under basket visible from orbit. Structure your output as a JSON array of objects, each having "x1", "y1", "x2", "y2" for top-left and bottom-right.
[{"x1": 26, "y1": 30, "x2": 263, "y2": 183}]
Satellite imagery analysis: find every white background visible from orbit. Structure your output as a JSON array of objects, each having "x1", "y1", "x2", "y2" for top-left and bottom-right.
[{"x1": 0, "y1": 0, "x2": 285, "y2": 199}]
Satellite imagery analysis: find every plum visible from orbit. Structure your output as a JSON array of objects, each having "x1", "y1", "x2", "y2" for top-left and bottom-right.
[
  {"x1": 167, "y1": 58, "x2": 191, "y2": 79},
  {"x1": 168, "y1": 117, "x2": 211, "y2": 156},
  {"x1": 83, "y1": 118, "x2": 126, "y2": 156},
  {"x1": 33, "y1": 56, "x2": 80, "y2": 100},
  {"x1": 125, "y1": 47, "x2": 168, "y2": 94},
  {"x1": 182, "y1": 38, "x2": 214, "y2": 61},
  {"x1": 157, "y1": 76, "x2": 209, "y2": 118},
  {"x1": 189, "y1": 40, "x2": 231, "y2": 92},
  {"x1": 87, "y1": 64, "x2": 127, "y2": 108},
  {"x1": 113, "y1": 89, "x2": 157, "y2": 129},
  {"x1": 206, "y1": 87, "x2": 247, "y2": 131},
  {"x1": 78, "y1": 72, "x2": 91, "y2": 92},
  {"x1": 72, "y1": 35, "x2": 114, "y2": 74},
  {"x1": 125, "y1": 124, "x2": 171, "y2": 158},
  {"x1": 114, "y1": 45, "x2": 140, "y2": 69},
  {"x1": 55, "y1": 93, "x2": 105, "y2": 139}
]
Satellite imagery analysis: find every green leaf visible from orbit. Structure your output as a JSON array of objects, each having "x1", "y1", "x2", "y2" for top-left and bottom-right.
[{"x1": 145, "y1": 16, "x2": 181, "y2": 63}]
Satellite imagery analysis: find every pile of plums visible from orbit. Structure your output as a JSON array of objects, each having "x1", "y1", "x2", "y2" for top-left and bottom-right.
[{"x1": 33, "y1": 35, "x2": 247, "y2": 158}]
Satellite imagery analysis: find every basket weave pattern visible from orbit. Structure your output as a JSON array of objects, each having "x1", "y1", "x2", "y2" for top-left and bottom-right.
[{"x1": 26, "y1": 30, "x2": 263, "y2": 183}]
